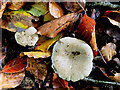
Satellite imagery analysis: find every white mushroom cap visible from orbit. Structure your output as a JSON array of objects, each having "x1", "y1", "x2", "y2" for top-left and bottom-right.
[{"x1": 51, "y1": 37, "x2": 93, "y2": 82}]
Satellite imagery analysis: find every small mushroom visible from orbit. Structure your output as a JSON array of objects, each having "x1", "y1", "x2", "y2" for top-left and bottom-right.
[
  {"x1": 15, "y1": 27, "x2": 38, "y2": 47},
  {"x1": 51, "y1": 37, "x2": 93, "y2": 82}
]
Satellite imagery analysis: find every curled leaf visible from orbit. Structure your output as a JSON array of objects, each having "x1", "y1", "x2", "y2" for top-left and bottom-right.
[
  {"x1": 35, "y1": 33, "x2": 63, "y2": 52},
  {"x1": 23, "y1": 51, "x2": 51, "y2": 58},
  {"x1": 1, "y1": 9, "x2": 32, "y2": 32},
  {"x1": 49, "y1": 2, "x2": 64, "y2": 18},
  {"x1": 26, "y1": 58, "x2": 47, "y2": 84},
  {"x1": 76, "y1": 14, "x2": 97, "y2": 56},
  {"x1": 2, "y1": 57, "x2": 27, "y2": 73},
  {"x1": 100, "y1": 43, "x2": 117, "y2": 62},
  {"x1": 37, "y1": 13, "x2": 80, "y2": 38},
  {"x1": 0, "y1": 71, "x2": 25, "y2": 89}
]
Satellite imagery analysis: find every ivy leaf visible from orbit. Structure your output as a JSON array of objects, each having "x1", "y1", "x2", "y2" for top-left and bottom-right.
[
  {"x1": 26, "y1": 58, "x2": 47, "y2": 86},
  {"x1": 2, "y1": 57, "x2": 27, "y2": 73},
  {"x1": 1, "y1": 9, "x2": 33, "y2": 32},
  {"x1": 35, "y1": 33, "x2": 63, "y2": 52},
  {"x1": 0, "y1": 71, "x2": 25, "y2": 89},
  {"x1": 23, "y1": 51, "x2": 51, "y2": 58}
]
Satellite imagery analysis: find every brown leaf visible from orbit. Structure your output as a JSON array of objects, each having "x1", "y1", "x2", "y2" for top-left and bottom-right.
[
  {"x1": 37, "y1": 12, "x2": 80, "y2": 38},
  {"x1": 64, "y1": 0, "x2": 86, "y2": 12},
  {"x1": 49, "y1": 2, "x2": 64, "y2": 18},
  {"x1": 7, "y1": 2, "x2": 25, "y2": 10},
  {"x1": 0, "y1": 71, "x2": 25, "y2": 89},
  {"x1": 100, "y1": 43, "x2": 117, "y2": 62},
  {"x1": 52, "y1": 73, "x2": 73, "y2": 88},
  {"x1": 2, "y1": 57, "x2": 27, "y2": 73},
  {"x1": 0, "y1": 1, "x2": 7, "y2": 18},
  {"x1": 75, "y1": 14, "x2": 97, "y2": 56},
  {"x1": 26, "y1": 58, "x2": 47, "y2": 83},
  {"x1": 23, "y1": 51, "x2": 51, "y2": 58},
  {"x1": 109, "y1": 73, "x2": 120, "y2": 82}
]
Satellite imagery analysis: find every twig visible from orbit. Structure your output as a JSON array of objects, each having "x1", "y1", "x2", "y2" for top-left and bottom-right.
[{"x1": 83, "y1": 77, "x2": 120, "y2": 86}]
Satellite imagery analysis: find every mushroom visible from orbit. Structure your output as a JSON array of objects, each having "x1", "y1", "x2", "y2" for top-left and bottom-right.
[
  {"x1": 15, "y1": 27, "x2": 38, "y2": 47},
  {"x1": 51, "y1": 37, "x2": 93, "y2": 82}
]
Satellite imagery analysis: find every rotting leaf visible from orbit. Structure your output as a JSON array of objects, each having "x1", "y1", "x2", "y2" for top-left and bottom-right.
[
  {"x1": 52, "y1": 73, "x2": 73, "y2": 88},
  {"x1": 75, "y1": 14, "x2": 97, "y2": 56},
  {"x1": 0, "y1": 71, "x2": 25, "y2": 89},
  {"x1": 1, "y1": 9, "x2": 32, "y2": 32},
  {"x1": 26, "y1": 58, "x2": 47, "y2": 85},
  {"x1": 0, "y1": 1, "x2": 7, "y2": 18},
  {"x1": 35, "y1": 33, "x2": 63, "y2": 52},
  {"x1": 7, "y1": 2, "x2": 25, "y2": 10},
  {"x1": 49, "y1": 2, "x2": 64, "y2": 18},
  {"x1": 23, "y1": 50, "x2": 51, "y2": 58},
  {"x1": 2, "y1": 57, "x2": 27, "y2": 73},
  {"x1": 100, "y1": 43, "x2": 116, "y2": 62},
  {"x1": 37, "y1": 12, "x2": 80, "y2": 38}
]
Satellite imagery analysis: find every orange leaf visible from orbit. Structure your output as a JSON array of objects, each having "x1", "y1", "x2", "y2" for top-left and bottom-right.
[
  {"x1": 49, "y1": 2, "x2": 64, "y2": 18},
  {"x1": 37, "y1": 13, "x2": 79, "y2": 38},
  {"x1": 76, "y1": 14, "x2": 97, "y2": 56},
  {"x1": 52, "y1": 73, "x2": 74, "y2": 88},
  {"x1": 0, "y1": 71, "x2": 25, "y2": 89},
  {"x1": 2, "y1": 57, "x2": 27, "y2": 73},
  {"x1": 0, "y1": 1, "x2": 7, "y2": 18}
]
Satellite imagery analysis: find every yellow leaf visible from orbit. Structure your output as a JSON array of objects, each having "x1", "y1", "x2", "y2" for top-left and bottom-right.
[
  {"x1": 23, "y1": 51, "x2": 51, "y2": 58},
  {"x1": 35, "y1": 33, "x2": 63, "y2": 52}
]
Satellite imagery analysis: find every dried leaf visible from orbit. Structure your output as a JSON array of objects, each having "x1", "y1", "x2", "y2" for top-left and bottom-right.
[
  {"x1": 0, "y1": 1, "x2": 7, "y2": 18},
  {"x1": 109, "y1": 73, "x2": 120, "y2": 82},
  {"x1": 49, "y1": 2, "x2": 64, "y2": 18},
  {"x1": 52, "y1": 73, "x2": 73, "y2": 88},
  {"x1": 27, "y1": 2, "x2": 48, "y2": 17},
  {"x1": 100, "y1": 43, "x2": 117, "y2": 62},
  {"x1": 76, "y1": 14, "x2": 97, "y2": 56},
  {"x1": 35, "y1": 33, "x2": 63, "y2": 52},
  {"x1": 64, "y1": 0, "x2": 86, "y2": 12},
  {"x1": 7, "y1": 2, "x2": 25, "y2": 10},
  {"x1": 26, "y1": 58, "x2": 47, "y2": 83},
  {"x1": 23, "y1": 51, "x2": 51, "y2": 58},
  {"x1": 1, "y1": 9, "x2": 32, "y2": 32},
  {"x1": 37, "y1": 13, "x2": 80, "y2": 38},
  {"x1": 0, "y1": 71, "x2": 25, "y2": 89},
  {"x1": 2, "y1": 57, "x2": 27, "y2": 73}
]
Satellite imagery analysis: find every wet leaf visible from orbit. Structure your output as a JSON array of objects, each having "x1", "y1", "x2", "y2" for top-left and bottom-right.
[
  {"x1": 0, "y1": 1, "x2": 7, "y2": 18},
  {"x1": 44, "y1": 12, "x2": 54, "y2": 22},
  {"x1": 2, "y1": 57, "x2": 27, "y2": 73},
  {"x1": 52, "y1": 73, "x2": 73, "y2": 88},
  {"x1": 76, "y1": 14, "x2": 97, "y2": 56},
  {"x1": 27, "y1": 2, "x2": 48, "y2": 17},
  {"x1": 64, "y1": 0, "x2": 86, "y2": 12},
  {"x1": 35, "y1": 33, "x2": 63, "y2": 52},
  {"x1": 7, "y1": 2, "x2": 25, "y2": 10},
  {"x1": 49, "y1": 2, "x2": 64, "y2": 18},
  {"x1": 100, "y1": 43, "x2": 117, "y2": 62},
  {"x1": 23, "y1": 51, "x2": 51, "y2": 58},
  {"x1": 26, "y1": 58, "x2": 47, "y2": 84},
  {"x1": 0, "y1": 71, "x2": 25, "y2": 89},
  {"x1": 37, "y1": 13, "x2": 80, "y2": 38},
  {"x1": 1, "y1": 9, "x2": 32, "y2": 32}
]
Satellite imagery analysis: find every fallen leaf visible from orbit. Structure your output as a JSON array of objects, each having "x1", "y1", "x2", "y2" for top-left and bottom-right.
[
  {"x1": 7, "y1": 2, "x2": 25, "y2": 10},
  {"x1": 44, "y1": 12, "x2": 55, "y2": 22},
  {"x1": 64, "y1": 0, "x2": 86, "y2": 12},
  {"x1": 1, "y1": 9, "x2": 32, "y2": 32},
  {"x1": 0, "y1": 1, "x2": 7, "y2": 18},
  {"x1": 27, "y1": 2, "x2": 48, "y2": 17},
  {"x1": 109, "y1": 73, "x2": 120, "y2": 82},
  {"x1": 37, "y1": 12, "x2": 80, "y2": 38},
  {"x1": 2, "y1": 57, "x2": 27, "y2": 73},
  {"x1": 52, "y1": 73, "x2": 73, "y2": 88},
  {"x1": 26, "y1": 58, "x2": 47, "y2": 84},
  {"x1": 49, "y1": 2, "x2": 64, "y2": 18},
  {"x1": 0, "y1": 71, "x2": 25, "y2": 89},
  {"x1": 35, "y1": 33, "x2": 63, "y2": 52},
  {"x1": 23, "y1": 51, "x2": 51, "y2": 58},
  {"x1": 75, "y1": 14, "x2": 97, "y2": 56},
  {"x1": 100, "y1": 43, "x2": 117, "y2": 62}
]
